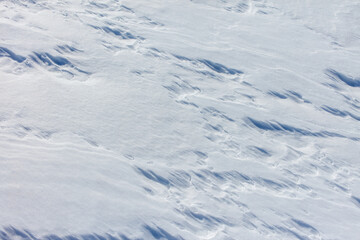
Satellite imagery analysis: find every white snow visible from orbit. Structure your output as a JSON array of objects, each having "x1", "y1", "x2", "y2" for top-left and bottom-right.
[{"x1": 1, "y1": 0, "x2": 360, "y2": 239}]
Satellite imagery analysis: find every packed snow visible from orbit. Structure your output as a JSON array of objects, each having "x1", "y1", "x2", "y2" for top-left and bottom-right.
[{"x1": 1, "y1": 0, "x2": 360, "y2": 239}]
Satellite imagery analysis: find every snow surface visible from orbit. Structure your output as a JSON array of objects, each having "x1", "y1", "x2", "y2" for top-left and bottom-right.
[{"x1": 1, "y1": 0, "x2": 360, "y2": 239}]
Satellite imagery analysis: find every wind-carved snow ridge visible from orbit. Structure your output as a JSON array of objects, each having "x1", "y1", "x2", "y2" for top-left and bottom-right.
[
  {"x1": 1, "y1": 0, "x2": 360, "y2": 239},
  {"x1": 189, "y1": 0, "x2": 278, "y2": 15},
  {"x1": 0, "y1": 45, "x2": 89, "y2": 80},
  {"x1": 326, "y1": 69, "x2": 360, "y2": 88}
]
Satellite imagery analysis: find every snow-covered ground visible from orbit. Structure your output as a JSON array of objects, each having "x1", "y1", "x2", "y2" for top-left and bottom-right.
[{"x1": 1, "y1": 0, "x2": 360, "y2": 239}]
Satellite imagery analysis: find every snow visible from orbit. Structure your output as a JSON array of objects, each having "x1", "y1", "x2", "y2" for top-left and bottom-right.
[{"x1": 1, "y1": 0, "x2": 360, "y2": 239}]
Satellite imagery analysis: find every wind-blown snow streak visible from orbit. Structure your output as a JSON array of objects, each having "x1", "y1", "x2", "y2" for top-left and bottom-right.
[{"x1": 1, "y1": 0, "x2": 360, "y2": 239}]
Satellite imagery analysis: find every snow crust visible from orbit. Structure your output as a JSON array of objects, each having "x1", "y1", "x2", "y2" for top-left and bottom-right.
[{"x1": 1, "y1": 0, "x2": 360, "y2": 239}]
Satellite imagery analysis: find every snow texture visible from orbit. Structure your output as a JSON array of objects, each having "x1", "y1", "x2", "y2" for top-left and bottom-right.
[{"x1": 1, "y1": 0, "x2": 360, "y2": 239}]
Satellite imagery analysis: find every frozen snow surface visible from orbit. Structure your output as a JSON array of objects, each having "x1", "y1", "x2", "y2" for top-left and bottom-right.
[{"x1": 1, "y1": 0, "x2": 360, "y2": 239}]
